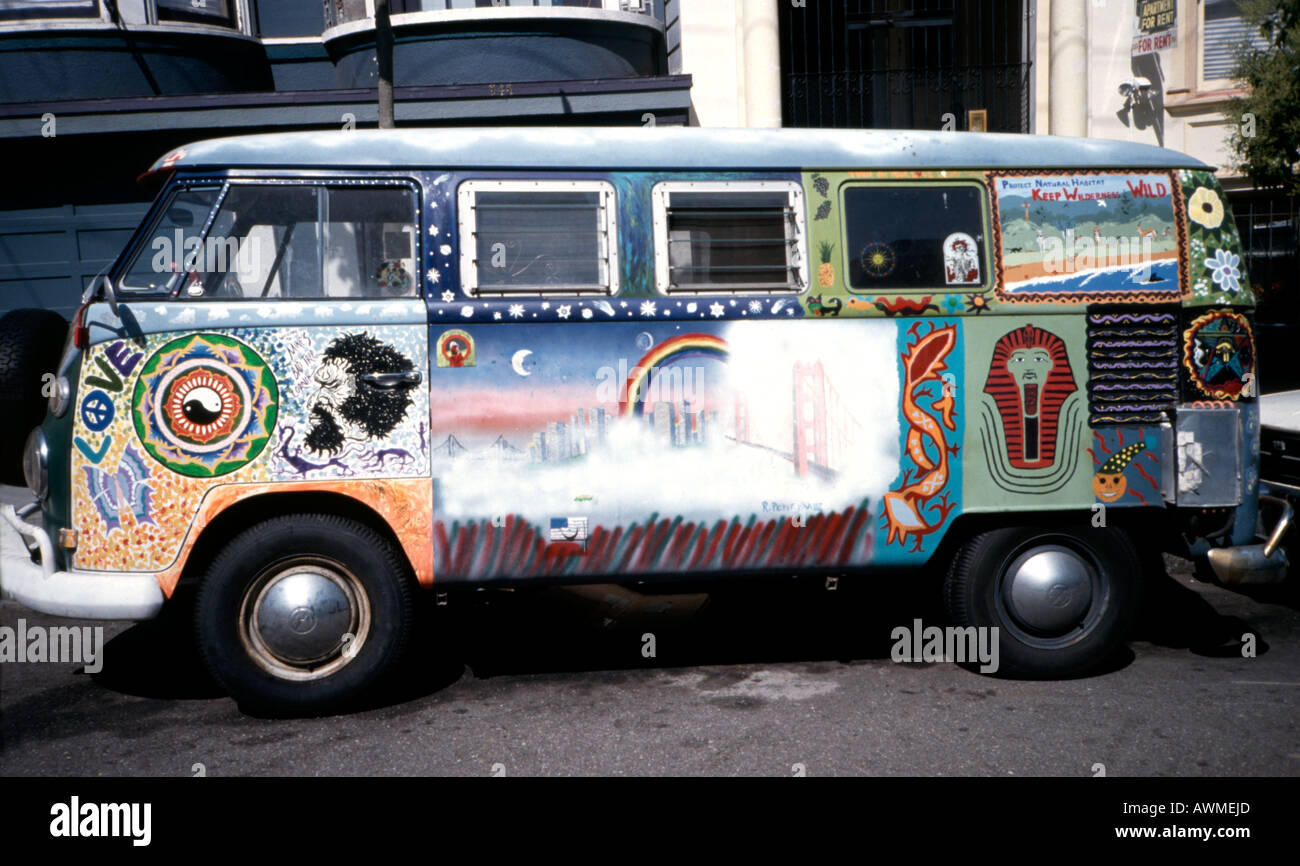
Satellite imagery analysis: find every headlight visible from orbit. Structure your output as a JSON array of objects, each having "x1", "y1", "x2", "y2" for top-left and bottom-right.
[
  {"x1": 48, "y1": 375, "x2": 70, "y2": 417},
  {"x1": 22, "y1": 426, "x2": 48, "y2": 500}
]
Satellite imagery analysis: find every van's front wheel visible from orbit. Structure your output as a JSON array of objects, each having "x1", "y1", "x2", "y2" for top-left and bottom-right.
[
  {"x1": 195, "y1": 514, "x2": 414, "y2": 714},
  {"x1": 943, "y1": 525, "x2": 1141, "y2": 678}
]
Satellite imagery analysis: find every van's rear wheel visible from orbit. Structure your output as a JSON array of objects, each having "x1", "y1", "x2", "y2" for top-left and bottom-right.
[
  {"x1": 943, "y1": 525, "x2": 1141, "y2": 677},
  {"x1": 196, "y1": 514, "x2": 414, "y2": 714}
]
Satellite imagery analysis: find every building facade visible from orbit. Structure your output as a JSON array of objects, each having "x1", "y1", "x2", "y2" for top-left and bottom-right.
[
  {"x1": 1026, "y1": 0, "x2": 1295, "y2": 382},
  {"x1": 0, "y1": 0, "x2": 688, "y2": 318},
  {"x1": 2, "y1": 0, "x2": 1293, "y2": 361},
  {"x1": 669, "y1": 0, "x2": 1294, "y2": 383}
]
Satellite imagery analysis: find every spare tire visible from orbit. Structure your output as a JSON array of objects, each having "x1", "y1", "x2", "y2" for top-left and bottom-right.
[{"x1": 0, "y1": 308, "x2": 68, "y2": 486}]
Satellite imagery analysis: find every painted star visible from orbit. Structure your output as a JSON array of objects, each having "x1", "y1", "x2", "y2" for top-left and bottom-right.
[
  {"x1": 557, "y1": 305, "x2": 572, "y2": 319},
  {"x1": 748, "y1": 300, "x2": 763, "y2": 313},
  {"x1": 508, "y1": 304, "x2": 525, "y2": 319},
  {"x1": 440, "y1": 290, "x2": 455, "y2": 303},
  {"x1": 493, "y1": 311, "x2": 502, "y2": 320},
  {"x1": 709, "y1": 302, "x2": 725, "y2": 318},
  {"x1": 640, "y1": 301, "x2": 657, "y2": 317},
  {"x1": 428, "y1": 269, "x2": 441, "y2": 284}
]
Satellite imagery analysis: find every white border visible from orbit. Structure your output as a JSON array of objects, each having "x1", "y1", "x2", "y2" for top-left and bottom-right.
[
  {"x1": 650, "y1": 180, "x2": 808, "y2": 296},
  {"x1": 457, "y1": 179, "x2": 619, "y2": 297}
]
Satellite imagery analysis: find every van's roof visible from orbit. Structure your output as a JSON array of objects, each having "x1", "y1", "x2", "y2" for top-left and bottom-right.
[{"x1": 150, "y1": 126, "x2": 1212, "y2": 174}]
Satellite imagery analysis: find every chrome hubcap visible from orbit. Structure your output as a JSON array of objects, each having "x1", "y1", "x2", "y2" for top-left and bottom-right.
[
  {"x1": 1001, "y1": 545, "x2": 1096, "y2": 636},
  {"x1": 239, "y1": 557, "x2": 370, "y2": 681}
]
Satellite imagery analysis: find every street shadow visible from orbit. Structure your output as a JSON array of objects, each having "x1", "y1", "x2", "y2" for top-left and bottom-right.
[
  {"x1": 87, "y1": 588, "x2": 223, "y2": 701},
  {"x1": 83, "y1": 554, "x2": 1268, "y2": 717},
  {"x1": 86, "y1": 574, "x2": 943, "y2": 716},
  {"x1": 1132, "y1": 557, "x2": 1272, "y2": 658}
]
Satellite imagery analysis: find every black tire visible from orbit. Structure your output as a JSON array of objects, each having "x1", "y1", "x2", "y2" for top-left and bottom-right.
[
  {"x1": 195, "y1": 514, "x2": 415, "y2": 714},
  {"x1": 0, "y1": 308, "x2": 68, "y2": 485},
  {"x1": 943, "y1": 524, "x2": 1142, "y2": 678}
]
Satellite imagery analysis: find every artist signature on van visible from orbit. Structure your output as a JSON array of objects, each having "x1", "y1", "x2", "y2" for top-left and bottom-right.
[{"x1": 761, "y1": 500, "x2": 824, "y2": 513}]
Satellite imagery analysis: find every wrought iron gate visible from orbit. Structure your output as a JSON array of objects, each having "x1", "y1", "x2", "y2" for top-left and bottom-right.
[{"x1": 779, "y1": 0, "x2": 1034, "y2": 132}]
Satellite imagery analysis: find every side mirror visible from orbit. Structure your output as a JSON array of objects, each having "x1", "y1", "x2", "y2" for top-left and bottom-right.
[{"x1": 89, "y1": 271, "x2": 120, "y2": 318}]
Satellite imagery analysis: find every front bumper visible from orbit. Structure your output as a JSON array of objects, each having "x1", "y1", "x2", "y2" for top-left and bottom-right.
[
  {"x1": 0, "y1": 503, "x2": 163, "y2": 620},
  {"x1": 1204, "y1": 488, "x2": 1293, "y2": 585}
]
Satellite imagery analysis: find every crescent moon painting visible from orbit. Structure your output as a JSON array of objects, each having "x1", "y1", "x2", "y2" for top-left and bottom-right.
[{"x1": 511, "y1": 349, "x2": 533, "y2": 377}]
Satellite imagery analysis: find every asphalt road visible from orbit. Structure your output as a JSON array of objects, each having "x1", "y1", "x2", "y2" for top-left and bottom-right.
[{"x1": 1, "y1": 485, "x2": 1298, "y2": 777}]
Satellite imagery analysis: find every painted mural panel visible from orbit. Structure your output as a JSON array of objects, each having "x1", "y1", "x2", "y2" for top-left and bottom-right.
[
  {"x1": 963, "y1": 315, "x2": 1092, "y2": 507},
  {"x1": 70, "y1": 309, "x2": 430, "y2": 574},
  {"x1": 1178, "y1": 169, "x2": 1250, "y2": 306},
  {"x1": 426, "y1": 318, "x2": 961, "y2": 581},
  {"x1": 1089, "y1": 426, "x2": 1166, "y2": 508},
  {"x1": 882, "y1": 320, "x2": 964, "y2": 553},
  {"x1": 991, "y1": 171, "x2": 1187, "y2": 305},
  {"x1": 1180, "y1": 308, "x2": 1255, "y2": 403}
]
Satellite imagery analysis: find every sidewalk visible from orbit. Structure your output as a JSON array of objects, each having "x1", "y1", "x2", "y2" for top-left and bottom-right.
[{"x1": 0, "y1": 484, "x2": 34, "y2": 509}]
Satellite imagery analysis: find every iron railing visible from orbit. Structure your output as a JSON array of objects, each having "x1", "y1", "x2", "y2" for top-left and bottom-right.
[
  {"x1": 1233, "y1": 192, "x2": 1299, "y2": 322},
  {"x1": 779, "y1": 0, "x2": 1032, "y2": 132}
]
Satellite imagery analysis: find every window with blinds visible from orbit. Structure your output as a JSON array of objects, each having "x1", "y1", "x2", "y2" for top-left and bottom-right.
[
  {"x1": 652, "y1": 181, "x2": 808, "y2": 294},
  {"x1": 458, "y1": 180, "x2": 618, "y2": 296},
  {"x1": 1203, "y1": 0, "x2": 1270, "y2": 80}
]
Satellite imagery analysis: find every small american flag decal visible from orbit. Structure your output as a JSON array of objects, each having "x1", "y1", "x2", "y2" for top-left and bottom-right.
[{"x1": 549, "y1": 516, "x2": 589, "y2": 543}]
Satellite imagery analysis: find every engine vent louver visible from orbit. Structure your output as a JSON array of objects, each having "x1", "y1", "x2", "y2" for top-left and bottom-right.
[{"x1": 1086, "y1": 308, "x2": 1180, "y2": 425}]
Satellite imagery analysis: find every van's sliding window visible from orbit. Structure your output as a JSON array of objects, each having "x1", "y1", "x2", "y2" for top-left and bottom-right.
[
  {"x1": 842, "y1": 184, "x2": 988, "y2": 291},
  {"x1": 458, "y1": 180, "x2": 618, "y2": 296},
  {"x1": 652, "y1": 181, "x2": 808, "y2": 294},
  {"x1": 118, "y1": 182, "x2": 418, "y2": 299}
]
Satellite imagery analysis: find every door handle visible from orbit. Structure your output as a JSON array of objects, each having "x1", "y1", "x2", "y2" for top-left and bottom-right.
[{"x1": 360, "y1": 370, "x2": 423, "y2": 389}]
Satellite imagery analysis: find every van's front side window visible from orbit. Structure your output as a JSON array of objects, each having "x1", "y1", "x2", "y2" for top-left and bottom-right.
[
  {"x1": 119, "y1": 186, "x2": 223, "y2": 294},
  {"x1": 121, "y1": 182, "x2": 418, "y2": 299}
]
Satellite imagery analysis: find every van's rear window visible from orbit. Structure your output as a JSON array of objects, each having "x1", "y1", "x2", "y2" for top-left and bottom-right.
[{"x1": 843, "y1": 185, "x2": 986, "y2": 291}]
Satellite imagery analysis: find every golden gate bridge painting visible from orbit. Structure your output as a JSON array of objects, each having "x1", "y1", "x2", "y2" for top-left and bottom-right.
[{"x1": 429, "y1": 320, "x2": 901, "y2": 581}]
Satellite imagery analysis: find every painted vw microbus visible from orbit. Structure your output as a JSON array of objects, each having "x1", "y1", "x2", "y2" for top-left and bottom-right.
[{"x1": 0, "y1": 127, "x2": 1286, "y2": 712}]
